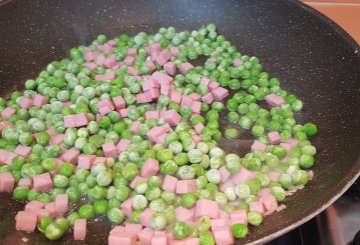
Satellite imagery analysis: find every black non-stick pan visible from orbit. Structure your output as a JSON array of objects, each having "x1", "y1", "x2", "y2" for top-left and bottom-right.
[{"x1": 0, "y1": 0, "x2": 360, "y2": 244}]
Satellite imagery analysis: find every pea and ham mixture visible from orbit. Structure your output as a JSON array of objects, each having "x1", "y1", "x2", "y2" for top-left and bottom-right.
[{"x1": 0, "y1": 24, "x2": 318, "y2": 245}]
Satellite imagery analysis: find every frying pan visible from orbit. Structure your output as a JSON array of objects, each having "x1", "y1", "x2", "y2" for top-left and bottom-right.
[{"x1": 0, "y1": 0, "x2": 360, "y2": 244}]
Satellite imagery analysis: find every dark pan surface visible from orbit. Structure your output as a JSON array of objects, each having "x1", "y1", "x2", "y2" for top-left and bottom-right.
[{"x1": 0, "y1": 0, "x2": 360, "y2": 244}]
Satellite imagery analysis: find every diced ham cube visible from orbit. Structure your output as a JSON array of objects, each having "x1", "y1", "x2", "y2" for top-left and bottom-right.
[
  {"x1": 286, "y1": 138, "x2": 299, "y2": 148},
  {"x1": 233, "y1": 59, "x2": 243, "y2": 67},
  {"x1": 155, "y1": 50, "x2": 172, "y2": 66},
  {"x1": 176, "y1": 180, "x2": 197, "y2": 194},
  {"x1": 161, "y1": 109, "x2": 181, "y2": 126},
  {"x1": 249, "y1": 202, "x2": 265, "y2": 214},
  {"x1": 1, "y1": 107, "x2": 16, "y2": 118},
  {"x1": 268, "y1": 171, "x2": 280, "y2": 182},
  {"x1": 128, "y1": 48, "x2": 137, "y2": 57},
  {"x1": 189, "y1": 93, "x2": 201, "y2": 101},
  {"x1": 18, "y1": 178, "x2": 33, "y2": 188},
  {"x1": 142, "y1": 78, "x2": 159, "y2": 91},
  {"x1": 260, "y1": 194, "x2": 278, "y2": 213},
  {"x1": 110, "y1": 226, "x2": 125, "y2": 235},
  {"x1": 155, "y1": 133, "x2": 168, "y2": 146},
  {"x1": 33, "y1": 94, "x2": 49, "y2": 106},
  {"x1": 151, "y1": 234, "x2": 167, "y2": 245},
  {"x1": 97, "y1": 99, "x2": 115, "y2": 116},
  {"x1": 77, "y1": 154, "x2": 96, "y2": 169},
  {"x1": 141, "y1": 158, "x2": 160, "y2": 178},
  {"x1": 265, "y1": 93, "x2": 285, "y2": 107},
  {"x1": 63, "y1": 115, "x2": 76, "y2": 128},
  {"x1": 181, "y1": 96, "x2": 193, "y2": 107},
  {"x1": 258, "y1": 188, "x2": 271, "y2": 197},
  {"x1": 201, "y1": 93, "x2": 214, "y2": 104},
  {"x1": 194, "y1": 123, "x2": 204, "y2": 134},
  {"x1": 128, "y1": 66, "x2": 140, "y2": 76},
  {"x1": 130, "y1": 175, "x2": 147, "y2": 189},
  {"x1": 33, "y1": 172, "x2": 53, "y2": 192},
  {"x1": 94, "y1": 157, "x2": 107, "y2": 165},
  {"x1": 103, "y1": 56, "x2": 118, "y2": 69},
  {"x1": 34, "y1": 209, "x2": 51, "y2": 222},
  {"x1": 268, "y1": 131, "x2": 281, "y2": 145},
  {"x1": 184, "y1": 238, "x2": 200, "y2": 245},
  {"x1": 75, "y1": 112, "x2": 89, "y2": 127},
  {"x1": 212, "y1": 227, "x2": 234, "y2": 245},
  {"x1": 175, "y1": 206, "x2": 194, "y2": 222},
  {"x1": 170, "y1": 91, "x2": 182, "y2": 104},
  {"x1": 0, "y1": 172, "x2": 15, "y2": 192},
  {"x1": 130, "y1": 121, "x2": 141, "y2": 134},
  {"x1": 191, "y1": 101, "x2": 201, "y2": 114},
  {"x1": 140, "y1": 208, "x2": 155, "y2": 227},
  {"x1": 119, "y1": 108, "x2": 129, "y2": 118},
  {"x1": 25, "y1": 200, "x2": 46, "y2": 212},
  {"x1": 211, "y1": 219, "x2": 230, "y2": 231},
  {"x1": 0, "y1": 121, "x2": 13, "y2": 133},
  {"x1": 124, "y1": 56, "x2": 135, "y2": 66},
  {"x1": 136, "y1": 93, "x2": 152, "y2": 104},
  {"x1": 18, "y1": 96, "x2": 33, "y2": 109},
  {"x1": 84, "y1": 62, "x2": 97, "y2": 70},
  {"x1": 51, "y1": 134, "x2": 65, "y2": 145},
  {"x1": 14, "y1": 145, "x2": 32, "y2": 158},
  {"x1": 83, "y1": 48, "x2": 97, "y2": 61},
  {"x1": 61, "y1": 148, "x2": 80, "y2": 164},
  {"x1": 145, "y1": 60, "x2": 156, "y2": 72},
  {"x1": 195, "y1": 199, "x2": 219, "y2": 219},
  {"x1": 147, "y1": 126, "x2": 170, "y2": 142},
  {"x1": 147, "y1": 43, "x2": 161, "y2": 54},
  {"x1": 125, "y1": 223, "x2": 143, "y2": 236},
  {"x1": 170, "y1": 47, "x2": 180, "y2": 57},
  {"x1": 139, "y1": 227, "x2": 154, "y2": 245},
  {"x1": 151, "y1": 71, "x2": 173, "y2": 85},
  {"x1": 74, "y1": 219, "x2": 87, "y2": 240},
  {"x1": 121, "y1": 198, "x2": 133, "y2": 217},
  {"x1": 15, "y1": 211, "x2": 37, "y2": 232},
  {"x1": 230, "y1": 167, "x2": 257, "y2": 185},
  {"x1": 219, "y1": 166, "x2": 231, "y2": 183},
  {"x1": 95, "y1": 54, "x2": 105, "y2": 66},
  {"x1": 230, "y1": 210, "x2": 247, "y2": 225},
  {"x1": 251, "y1": 140, "x2": 267, "y2": 152},
  {"x1": 112, "y1": 96, "x2": 126, "y2": 110},
  {"x1": 109, "y1": 233, "x2": 137, "y2": 245},
  {"x1": 162, "y1": 175, "x2": 178, "y2": 192},
  {"x1": 212, "y1": 87, "x2": 229, "y2": 101},
  {"x1": 163, "y1": 62, "x2": 176, "y2": 76},
  {"x1": 55, "y1": 194, "x2": 69, "y2": 215},
  {"x1": 102, "y1": 142, "x2": 118, "y2": 158},
  {"x1": 145, "y1": 111, "x2": 159, "y2": 120},
  {"x1": 116, "y1": 139, "x2": 132, "y2": 153},
  {"x1": 5, "y1": 152, "x2": 18, "y2": 165},
  {"x1": 192, "y1": 134, "x2": 201, "y2": 144},
  {"x1": 160, "y1": 84, "x2": 170, "y2": 95},
  {"x1": 179, "y1": 62, "x2": 194, "y2": 74}
]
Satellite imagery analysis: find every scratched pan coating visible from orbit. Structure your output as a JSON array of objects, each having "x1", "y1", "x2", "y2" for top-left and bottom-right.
[{"x1": 0, "y1": 0, "x2": 360, "y2": 244}]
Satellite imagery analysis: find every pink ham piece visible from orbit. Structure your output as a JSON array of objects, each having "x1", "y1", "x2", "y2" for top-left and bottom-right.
[
  {"x1": 124, "y1": 56, "x2": 135, "y2": 66},
  {"x1": 103, "y1": 57, "x2": 118, "y2": 69},
  {"x1": 265, "y1": 93, "x2": 285, "y2": 107},
  {"x1": 128, "y1": 67, "x2": 140, "y2": 76},
  {"x1": 18, "y1": 96, "x2": 33, "y2": 109},
  {"x1": 162, "y1": 175, "x2": 178, "y2": 192},
  {"x1": 145, "y1": 60, "x2": 156, "y2": 72},
  {"x1": 249, "y1": 202, "x2": 265, "y2": 214},
  {"x1": 125, "y1": 223, "x2": 143, "y2": 235},
  {"x1": 194, "y1": 123, "x2": 204, "y2": 134},
  {"x1": 201, "y1": 92, "x2": 215, "y2": 104},
  {"x1": 0, "y1": 172, "x2": 15, "y2": 192},
  {"x1": 18, "y1": 178, "x2": 33, "y2": 188},
  {"x1": 1, "y1": 107, "x2": 16, "y2": 118},
  {"x1": 230, "y1": 167, "x2": 257, "y2": 185},
  {"x1": 176, "y1": 180, "x2": 197, "y2": 194},
  {"x1": 286, "y1": 138, "x2": 299, "y2": 148},
  {"x1": 147, "y1": 126, "x2": 170, "y2": 142},
  {"x1": 170, "y1": 47, "x2": 180, "y2": 57},
  {"x1": 0, "y1": 121, "x2": 13, "y2": 133},
  {"x1": 33, "y1": 94, "x2": 49, "y2": 106},
  {"x1": 121, "y1": 198, "x2": 133, "y2": 217},
  {"x1": 260, "y1": 194, "x2": 278, "y2": 213},
  {"x1": 136, "y1": 93, "x2": 152, "y2": 104},
  {"x1": 33, "y1": 172, "x2": 53, "y2": 192},
  {"x1": 191, "y1": 101, "x2": 201, "y2": 113},
  {"x1": 128, "y1": 48, "x2": 137, "y2": 57},
  {"x1": 170, "y1": 91, "x2": 182, "y2": 104},
  {"x1": 108, "y1": 233, "x2": 137, "y2": 245},
  {"x1": 195, "y1": 199, "x2": 219, "y2": 219},
  {"x1": 208, "y1": 81, "x2": 219, "y2": 91},
  {"x1": 94, "y1": 157, "x2": 107, "y2": 165},
  {"x1": 160, "y1": 84, "x2": 170, "y2": 95},
  {"x1": 25, "y1": 200, "x2": 46, "y2": 212},
  {"x1": 61, "y1": 148, "x2": 80, "y2": 164},
  {"x1": 151, "y1": 234, "x2": 167, "y2": 245},
  {"x1": 117, "y1": 139, "x2": 131, "y2": 153},
  {"x1": 184, "y1": 238, "x2": 200, "y2": 245},
  {"x1": 50, "y1": 134, "x2": 65, "y2": 145},
  {"x1": 138, "y1": 227, "x2": 154, "y2": 245},
  {"x1": 140, "y1": 208, "x2": 155, "y2": 227},
  {"x1": 147, "y1": 43, "x2": 161, "y2": 54},
  {"x1": 141, "y1": 158, "x2": 160, "y2": 178},
  {"x1": 258, "y1": 188, "x2": 271, "y2": 197},
  {"x1": 142, "y1": 78, "x2": 160, "y2": 91},
  {"x1": 5, "y1": 151, "x2": 18, "y2": 165},
  {"x1": 44, "y1": 202, "x2": 57, "y2": 217},
  {"x1": 55, "y1": 194, "x2": 69, "y2": 215},
  {"x1": 268, "y1": 171, "x2": 280, "y2": 182},
  {"x1": 15, "y1": 211, "x2": 37, "y2": 232},
  {"x1": 130, "y1": 175, "x2": 147, "y2": 189},
  {"x1": 14, "y1": 145, "x2": 32, "y2": 158},
  {"x1": 145, "y1": 111, "x2": 159, "y2": 120},
  {"x1": 155, "y1": 50, "x2": 172, "y2": 66},
  {"x1": 151, "y1": 71, "x2": 173, "y2": 85},
  {"x1": 95, "y1": 54, "x2": 105, "y2": 66},
  {"x1": 219, "y1": 210, "x2": 230, "y2": 219},
  {"x1": 75, "y1": 113, "x2": 89, "y2": 127},
  {"x1": 230, "y1": 210, "x2": 247, "y2": 225},
  {"x1": 233, "y1": 58, "x2": 244, "y2": 67},
  {"x1": 130, "y1": 121, "x2": 141, "y2": 134},
  {"x1": 74, "y1": 219, "x2": 87, "y2": 240},
  {"x1": 179, "y1": 62, "x2": 194, "y2": 74},
  {"x1": 156, "y1": 132, "x2": 168, "y2": 145},
  {"x1": 219, "y1": 166, "x2": 231, "y2": 183},
  {"x1": 192, "y1": 134, "x2": 201, "y2": 144},
  {"x1": 163, "y1": 62, "x2": 176, "y2": 76},
  {"x1": 112, "y1": 96, "x2": 126, "y2": 110},
  {"x1": 102, "y1": 142, "x2": 118, "y2": 158},
  {"x1": 84, "y1": 62, "x2": 97, "y2": 70},
  {"x1": 213, "y1": 227, "x2": 234, "y2": 245},
  {"x1": 189, "y1": 93, "x2": 201, "y2": 101},
  {"x1": 97, "y1": 99, "x2": 115, "y2": 116},
  {"x1": 119, "y1": 108, "x2": 129, "y2": 118},
  {"x1": 161, "y1": 109, "x2": 181, "y2": 126},
  {"x1": 212, "y1": 87, "x2": 229, "y2": 101},
  {"x1": 211, "y1": 219, "x2": 230, "y2": 231},
  {"x1": 251, "y1": 140, "x2": 267, "y2": 152},
  {"x1": 83, "y1": 48, "x2": 97, "y2": 61},
  {"x1": 268, "y1": 131, "x2": 281, "y2": 145},
  {"x1": 110, "y1": 226, "x2": 125, "y2": 235},
  {"x1": 180, "y1": 96, "x2": 193, "y2": 107},
  {"x1": 175, "y1": 206, "x2": 194, "y2": 222},
  {"x1": 77, "y1": 154, "x2": 96, "y2": 169}
]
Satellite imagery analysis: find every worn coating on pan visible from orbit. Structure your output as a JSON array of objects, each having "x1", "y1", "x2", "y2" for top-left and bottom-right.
[{"x1": 0, "y1": 0, "x2": 360, "y2": 244}]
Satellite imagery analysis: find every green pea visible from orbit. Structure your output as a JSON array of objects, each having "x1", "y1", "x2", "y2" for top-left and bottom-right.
[{"x1": 79, "y1": 204, "x2": 95, "y2": 220}]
